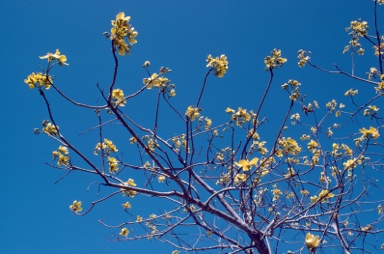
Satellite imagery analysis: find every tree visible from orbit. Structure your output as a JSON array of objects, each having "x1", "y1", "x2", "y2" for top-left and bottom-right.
[{"x1": 24, "y1": 2, "x2": 384, "y2": 253}]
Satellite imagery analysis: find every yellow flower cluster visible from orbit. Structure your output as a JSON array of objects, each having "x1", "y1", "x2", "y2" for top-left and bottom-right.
[
  {"x1": 108, "y1": 157, "x2": 119, "y2": 173},
  {"x1": 121, "y1": 179, "x2": 137, "y2": 197},
  {"x1": 142, "y1": 67, "x2": 176, "y2": 97},
  {"x1": 360, "y1": 126, "x2": 380, "y2": 139},
  {"x1": 206, "y1": 54, "x2": 229, "y2": 78},
  {"x1": 234, "y1": 173, "x2": 247, "y2": 184},
  {"x1": 264, "y1": 49, "x2": 287, "y2": 70},
  {"x1": 94, "y1": 138, "x2": 118, "y2": 155},
  {"x1": 69, "y1": 200, "x2": 82, "y2": 213},
  {"x1": 226, "y1": 107, "x2": 253, "y2": 126},
  {"x1": 297, "y1": 49, "x2": 310, "y2": 67},
  {"x1": 344, "y1": 88, "x2": 358, "y2": 96},
  {"x1": 112, "y1": 89, "x2": 126, "y2": 107},
  {"x1": 52, "y1": 146, "x2": 70, "y2": 167},
  {"x1": 272, "y1": 184, "x2": 282, "y2": 201},
  {"x1": 284, "y1": 168, "x2": 296, "y2": 178},
  {"x1": 278, "y1": 137, "x2": 302, "y2": 155},
  {"x1": 110, "y1": 12, "x2": 138, "y2": 56},
  {"x1": 171, "y1": 134, "x2": 186, "y2": 152},
  {"x1": 251, "y1": 141, "x2": 268, "y2": 155},
  {"x1": 204, "y1": 117, "x2": 212, "y2": 129},
  {"x1": 185, "y1": 106, "x2": 200, "y2": 121},
  {"x1": 24, "y1": 72, "x2": 53, "y2": 90},
  {"x1": 217, "y1": 172, "x2": 231, "y2": 185},
  {"x1": 364, "y1": 105, "x2": 379, "y2": 116},
  {"x1": 42, "y1": 122, "x2": 59, "y2": 136},
  {"x1": 282, "y1": 79, "x2": 301, "y2": 101},
  {"x1": 344, "y1": 19, "x2": 368, "y2": 55},
  {"x1": 39, "y1": 49, "x2": 69, "y2": 66},
  {"x1": 310, "y1": 189, "x2": 334, "y2": 203}
]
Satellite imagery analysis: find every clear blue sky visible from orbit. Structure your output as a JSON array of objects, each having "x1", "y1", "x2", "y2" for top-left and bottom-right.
[{"x1": 0, "y1": 0, "x2": 379, "y2": 253}]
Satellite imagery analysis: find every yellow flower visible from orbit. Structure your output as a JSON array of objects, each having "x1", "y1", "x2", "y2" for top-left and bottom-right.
[
  {"x1": 58, "y1": 154, "x2": 70, "y2": 166},
  {"x1": 43, "y1": 123, "x2": 59, "y2": 135},
  {"x1": 112, "y1": 89, "x2": 126, "y2": 107},
  {"x1": 307, "y1": 140, "x2": 318, "y2": 152},
  {"x1": 297, "y1": 49, "x2": 310, "y2": 67},
  {"x1": 230, "y1": 107, "x2": 251, "y2": 126},
  {"x1": 205, "y1": 117, "x2": 212, "y2": 129},
  {"x1": 136, "y1": 215, "x2": 143, "y2": 222},
  {"x1": 206, "y1": 54, "x2": 229, "y2": 78},
  {"x1": 278, "y1": 137, "x2": 302, "y2": 155},
  {"x1": 264, "y1": 49, "x2": 287, "y2": 69},
  {"x1": 235, "y1": 158, "x2": 258, "y2": 171},
  {"x1": 119, "y1": 228, "x2": 129, "y2": 236},
  {"x1": 158, "y1": 176, "x2": 166, "y2": 183},
  {"x1": 69, "y1": 200, "x2": 82, "y2": 213},
  {"x1": 104, "y1": 139, "x2": 118, "y2": 153},
  {"x1": 185, "y1": 106, "x2": 200, "y2": 121},
  {"x1": 24, "y1": 72, "x2": 53, "y2": 90},
  {"x1": 169, "y1": 89, "x2": 176, "y2": 97},
  {"x1": 39, "y1": 49, "x2": 69, "y2": 66},
  {"x1": 284, "y1": 168, "x2": 296, "y2": 178},
  {"x1": 360, "y1": 126, "x2": 380, "y2": 139},
  {"x1": 368, "y1": 105, "x2": 379, "y2": 112},
  {"x1": 143, "y1": 60, "x2": 151, "y2": 67},
  {"x1": 305, "y1": 233, "x2": 320, "y2": 249},
  {"x1": 58, "y1": 146, "x2": 69, "y2": 154},
  {"x1": 143, "y1": 73, "x2": 159, "y2": 89},
  {"x1": 108, "y1": 157, "x2": 119, "y2": 173},
  {"x1": 225, "y1": 107, "x2": 235, "y2": 113},
  {"x1": 234, "y1": 174, "x2": 247, "y2": 184},
  {"x1": 127, "y1": 178, "x2": 136, "y2": 187},
  {"x1": 318, "y1": 189, "x2": 335, "y2": 202},
  {"x1": 122, "y1": 202, "x2": 131, "y2": 209}
]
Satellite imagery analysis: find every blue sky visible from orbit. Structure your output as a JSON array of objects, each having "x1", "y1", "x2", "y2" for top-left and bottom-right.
[{"x1": 0, "y1": 1, "x2": 381, "y2": 253}]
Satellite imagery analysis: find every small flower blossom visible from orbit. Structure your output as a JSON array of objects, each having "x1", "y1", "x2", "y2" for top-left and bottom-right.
[
  {"x1": 120, "y1": 228, "x2": 129, "y2": 236},
  {"x1": 108, "y1": 157, "x2": 119, "y2": 173},
  {"x1": 234, "y1": 158, "x2": 258, "y2": 171},
  {"x1": 69, "y1": 200, "x2": 82, "y2": 213},
  {"x1": 122, "y1": 202, "x2": 131, "y2": 209},
  {"x1": 158, "y1": 176, "x2": 166, "y2": 183},
  {"x1": 297, "y1": 49, "x2": 310, "y2": 67},
  {"x1": 206, "y1": 54, "x2": 229, "y2": 78},
  {"x1": 360, "y1": 126, "x2": 380, "y2": 139},
  {"x1": 143, "y1": 61, "x2": 150, "y2": 67},
  {"x1": 305, "y1": 233, "x2": 320, "y2": 250},
  {"x1": 234, "y1": 174, "x2": 247, "y2": 184},
  {"x1": 112, "y1": 89, "x2": 126, "y2": 107},
  {"x1": 205, "y1": 117, "x2": 212, "y2": 129},
  {"x1": 43, "y1": 122, "x2": 59, "y2": 136},
  {"x1": 39, "y1": 49, "x2": 69, "y2": 66},
  {"x1": 185, "y1": 106, "x2": 200, "y2": 121}
]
